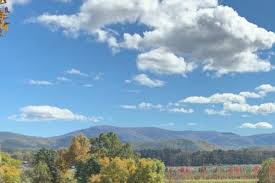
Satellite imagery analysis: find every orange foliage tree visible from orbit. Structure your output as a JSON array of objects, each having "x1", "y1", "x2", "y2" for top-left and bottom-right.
[{"x1": 0, "y1": 0, "x2": 9, "y2": 35}]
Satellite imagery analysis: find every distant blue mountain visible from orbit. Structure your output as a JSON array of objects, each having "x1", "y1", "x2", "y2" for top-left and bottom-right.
[{"x1": 1, "y1": 125, "x2": 275, "y2": 151}]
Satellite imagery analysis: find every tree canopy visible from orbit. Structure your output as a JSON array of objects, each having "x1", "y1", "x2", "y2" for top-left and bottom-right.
[
  {"x1": 18, "y1": 132, "x2": 165, "y2": 183},
  {"x1": 0, "y1": 152, "x2": 21, "y2": 183}
]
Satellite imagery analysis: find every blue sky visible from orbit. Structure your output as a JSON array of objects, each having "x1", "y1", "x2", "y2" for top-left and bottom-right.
[{"x1": 0, "y1": 0, "x2": 275, "y2": 137}]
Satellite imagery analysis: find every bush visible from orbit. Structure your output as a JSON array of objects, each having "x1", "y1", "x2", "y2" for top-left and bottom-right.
[{"x1": 258, "y1": 158, "x2": 275, "y2": 183}]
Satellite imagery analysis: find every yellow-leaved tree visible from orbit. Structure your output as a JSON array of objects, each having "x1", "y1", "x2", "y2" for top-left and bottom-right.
[
  {"x1": 0, "y1": 152, "x2": 22, "y2": 183},
  {"x1": 57, "y1": 134, "x2": 90, "y2": 173},
  {"x1": 90, "y1": 157, "x2": 137, "y2": 183},
  {"x1": 89, "y1": 157, "x2": 165, "y2": 183},
  {"x1": 0, "y1": 0, "x2": 9, "y2": 35},
  {"x1": 57, "y1": 135, "x2": 90, "y2": 183}
]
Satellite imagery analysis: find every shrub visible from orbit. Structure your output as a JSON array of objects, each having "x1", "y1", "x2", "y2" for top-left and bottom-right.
[{"x1": 258, "y1": 158, "x2": 275, "y2": 183}]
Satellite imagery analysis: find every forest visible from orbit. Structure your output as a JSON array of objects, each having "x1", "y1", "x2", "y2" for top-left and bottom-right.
[
  {"x1": 0, "y1": 133, "x2": 165, "y2": 183},
  {"x1": 139, "y1": 148, "x2": 275, "y2": 166}
]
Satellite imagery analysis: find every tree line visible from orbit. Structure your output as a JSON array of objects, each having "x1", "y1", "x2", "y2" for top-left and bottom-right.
[
  {"x1": 0, "y1": 132, "x2": 165, "y2": 183},
  {"x1": 138, "y1": 148, "x2": 275, "y2": 166}
]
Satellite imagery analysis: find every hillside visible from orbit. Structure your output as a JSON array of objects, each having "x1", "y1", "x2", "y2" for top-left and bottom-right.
[
  {"x1": 0, "y1": 132, "x2": 52, "y2": 151},
  {"x1": 1, "y1": 125, "x2": 275, "y2": 151},
  {"x1": 51, "y1": 126, "x2": 253, "y2": 149},
  {"x1": 132, "y1": 139, "x2": 217, "y2": 152}
]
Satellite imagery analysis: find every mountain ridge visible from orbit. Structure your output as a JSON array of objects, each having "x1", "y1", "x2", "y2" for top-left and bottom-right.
[{"x1": 1, "y1": 125, "x2": 275, "y2": 151}]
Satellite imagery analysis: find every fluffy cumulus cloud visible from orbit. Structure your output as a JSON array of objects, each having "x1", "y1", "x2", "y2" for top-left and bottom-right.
[
  {"x1": 126, "y1": 74, "x2": 165, "y2": 88},
  {"x1": 224, "y1": 102, "x2": 275, "y2": 115},
  {"x1": 9, "y1": 105, "x2": 103, "y2": 122},
  {"x1": 137, "y1": 48, "x2": 194, "y2": 75},
  {"x1": 239, "y1": 92, "x2": 262, "y2": 99},
  {"x1": 256, "y1": 84, "x2": 275, "y2": 96},
  {"x1": 181, "y1": 83, "x2": 275, "y2": 116},
  {"x1": 182, "y1": 93, "x2": 246, "y2": 104},
  {"x1": 34, "y1": 0, "x2": 275, "y2": 75},
  {"x1": 240, "y1": 122, "x2": 273, "y2": 129}
]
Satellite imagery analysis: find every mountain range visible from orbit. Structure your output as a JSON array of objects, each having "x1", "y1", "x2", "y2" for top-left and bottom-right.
[{"x1": 1, "y1": 125, "x2": 275, "y2": 151}]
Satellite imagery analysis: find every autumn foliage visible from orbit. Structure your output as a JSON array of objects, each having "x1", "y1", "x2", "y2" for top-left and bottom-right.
[
  {"x1": 0, "y1": 152, "x2": 21, "y2": 183},
  {"x1": 21, "y1": 132, "x2": 165, "y2": 183},
  {"x1": 0, "y1": 0, "x2": 9, "y2": 35}
]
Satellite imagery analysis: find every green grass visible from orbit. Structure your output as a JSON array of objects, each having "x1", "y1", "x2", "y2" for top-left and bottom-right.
[{"x1": 167, "y1": 179, "x2": 257, "y2": 183}]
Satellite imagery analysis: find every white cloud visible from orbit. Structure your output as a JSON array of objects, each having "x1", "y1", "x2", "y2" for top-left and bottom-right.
[
  {"x1": 7, "y1": 0, "x2": 30, "y2": 10},
  {"x1": 127, "y1": 74, "x2": 165, "y2": 88},
  {"x1": 121, "y1": 103, "x2": 163, "y2": 110},
  {"x1": 181, "y1": 96, "x2": 210, "y2": 104},
  {"x1": 29, "y1": 80, "x2": 53, "y2": 86},
  {"x1": 239, "y1": 92, "x2": 261, "y2": 99},
  {"x1": 66, "y1": 68, "x2": 89, "y2": 77},
  {"x1": 182, "y1": 93, "x2": 245, "y2": 104},
  {"x1": 205, "y1": 109, "x2": 229, "y2": 116},
  {"x1": 34, "y1": 0, "x2": 275, "y2": 75},
  {"x1": 240, "y1": 122, "x2": 273, "y2": 129},
  {"x1": 180, "y1": 83, "x2": 275, "y2": 115},
  {"x1": 120, "y1": 102, "x2": 193, "y2": 114},
  {"x1": 168, "y1": 108, "x2": 194, "y2": 114},
  {"x1": 209, "y1": 93, "x2": 246, "y2": 104},
  {"x1": 57, "y1": 77, "x2": 71, "y2": 82},
  {"x1": 137, "y1": 48, "x2": 194, "y2": 75},
  {"x1": 256, "y1": 84, "x2": 275, "y2": 96},
  {"x1": 138, "y1": 102, "x2": 163, "y2": 110},
  {"x1": 9, "y1": 105, "x2": 102, "y2": 122},
  {"x1": 223, "y1": 102, "x2": 275, "y2": 115}
]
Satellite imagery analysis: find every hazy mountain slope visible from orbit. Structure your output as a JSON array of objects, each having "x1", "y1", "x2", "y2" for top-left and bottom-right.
[
  {"x1": 0, "y1": 132, "x2": 52, "y2": 151},
  {"x1": 1, "y1": 125, "x2": 275, "y2": 151},
  {"x1": 132, "y1": 139, "x2": 217, "y2": 152},
  {"x1": 249, "y1": 133, "x2": 275, "y2": 146},
  {"x1": 51, "y1": 126, "x2": 254, "y2": 149}
]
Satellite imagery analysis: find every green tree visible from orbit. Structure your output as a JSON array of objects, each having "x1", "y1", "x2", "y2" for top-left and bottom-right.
[
  {"x1": 132, "y1": 158, "x2": 165, "y2": 183},
  {"x1": 75, "y1": 156, "x2": 101, "y2": 183},
  {"x1": 90, "y1": 132, "x2": 134, "y2": 158},
  {"x1": 32, "y1": 162, "x2": 52, "y2": 183},
  {"x1": 33, "y1": 148, "x2": 60, "y2": 183},
  {"x1": 21, "y1": 167, "x2": 38, "y2": 183}
]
